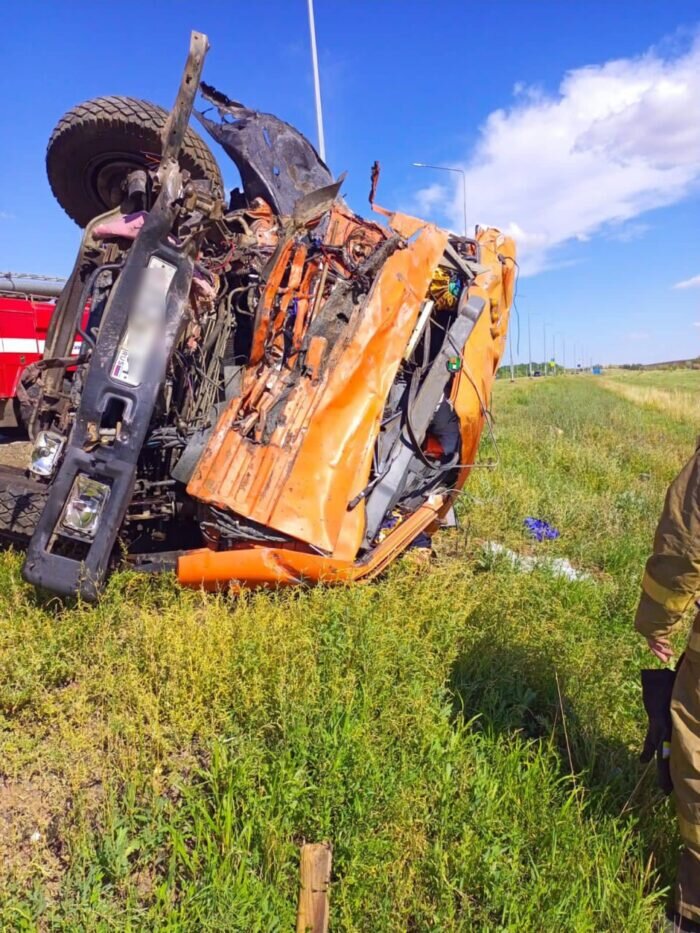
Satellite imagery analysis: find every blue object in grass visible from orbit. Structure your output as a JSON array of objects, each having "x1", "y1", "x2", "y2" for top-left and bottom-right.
[
  {"x1": 407, "y1": 531, "x2": 432, "y2": 550},
  {"x1": 523, "y1": 517, "x2": 560, "y2": 541}
]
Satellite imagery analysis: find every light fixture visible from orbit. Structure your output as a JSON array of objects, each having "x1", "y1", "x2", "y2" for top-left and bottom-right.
[
  {"x1": 28, "y1": 431, "x2": 65, "y2": 478},
  {"x1": 61, "y1": 475, "x2": 111, "y2": 539}
]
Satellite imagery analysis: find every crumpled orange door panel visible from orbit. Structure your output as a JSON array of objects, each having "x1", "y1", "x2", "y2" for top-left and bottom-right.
[
  {"x1": 448, "y1": 228, "x2": 516, "y2": 500},
  {"x1": 188, "y1": 221, "x2": 448, "y2": 555},
  {"x1": 180, "y1": 222, "x2": 515, "y2": 591}
]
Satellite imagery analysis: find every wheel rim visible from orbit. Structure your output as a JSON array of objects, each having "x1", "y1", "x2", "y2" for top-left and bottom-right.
[{"x1": 84, "y1": 150, "x2": 156, "y2": 211}]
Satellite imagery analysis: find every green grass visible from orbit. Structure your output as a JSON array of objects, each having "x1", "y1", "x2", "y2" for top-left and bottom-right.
[
  {"x1": 598, "y1": 368, "x2": 700, "y2": 424},
  {"x1": 604, "y1": 368, "x2": 700, "y2": 393},
  {"x1": 0, "y1": 374, "x2": 696, "y2": 930}
]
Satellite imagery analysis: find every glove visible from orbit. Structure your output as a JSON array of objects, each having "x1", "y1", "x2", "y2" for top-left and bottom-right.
[{"x1": 640, "y1": 667, "x2": 676, "y2": 795}]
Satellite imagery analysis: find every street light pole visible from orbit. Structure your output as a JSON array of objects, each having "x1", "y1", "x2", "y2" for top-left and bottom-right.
[
  {"x1": 306, "y1": 0, "x2": 326, "y2": 162},
  {"x1": 527, "y1": 312, "x2": 534, "y2": 377},
  {"x1": 412, "y1": 163, "x2": 468, "y2": 237},
  {"x1": 554, "y1": 332, "x2": 565, "y2": 373},
  {"x1": 508, "y1": 333, "x2": 515, "y2": 381}
]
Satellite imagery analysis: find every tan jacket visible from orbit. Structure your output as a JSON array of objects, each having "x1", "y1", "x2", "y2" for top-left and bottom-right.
[{"x1": 635, "y1": 441, "x2": 700, "y2": 658}]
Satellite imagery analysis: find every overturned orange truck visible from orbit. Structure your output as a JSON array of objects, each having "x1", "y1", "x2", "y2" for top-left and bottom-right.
[{"x1": 0, "y1": 33, "x2": 515, "y2": 599}]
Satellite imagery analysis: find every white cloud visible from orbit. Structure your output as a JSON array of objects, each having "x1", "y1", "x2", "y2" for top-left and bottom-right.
[
  {"x1": 608, "y1": 221, "x2": 650, "y2": 243},
  {"x1": 0, "y1": 211, "x2": 14, "y2": 221},
  {"x1": 693, "y1": 322, "x2": 700, "y2": 328},
  {"x1": 414, "y1": 182, "x2": 447, "y2": 216},
  {"x1": 674, "y1": 274, "x2": 700, "y2": 289},
  {"x1": 414, "y1": 34, "x2": 700, "y2": 275}
]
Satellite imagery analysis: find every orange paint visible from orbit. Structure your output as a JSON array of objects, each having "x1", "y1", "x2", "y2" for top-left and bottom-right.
[{"x1": 180, "y1": 208, "x2": 515, "y2": 591}]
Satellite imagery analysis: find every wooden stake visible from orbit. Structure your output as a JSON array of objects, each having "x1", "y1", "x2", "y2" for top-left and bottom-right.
[{"x1": 297, "y1": 842, "x2": 332, "y2": 933}]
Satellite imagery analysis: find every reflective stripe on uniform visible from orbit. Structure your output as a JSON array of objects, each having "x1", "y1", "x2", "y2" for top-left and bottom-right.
[
  {"x1": 678, "y1": 813, "x2": 700, "y2": 847},
  {"x1": 642, "y1": 571, "x2": 696, "y2": 614}
]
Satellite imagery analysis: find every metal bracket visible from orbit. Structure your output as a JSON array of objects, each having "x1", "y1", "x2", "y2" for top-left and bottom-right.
[{"x1": 159, "y1": 31, "x2": 209, "y2": 174}]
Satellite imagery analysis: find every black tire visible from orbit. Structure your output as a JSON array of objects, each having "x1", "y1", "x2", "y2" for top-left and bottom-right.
[
  {"x1": 46, "y1": 96, "x2": 223, "y2": 226},
  {"x1": 0, "y1": 469, "x2": 47, "y2": 547}
]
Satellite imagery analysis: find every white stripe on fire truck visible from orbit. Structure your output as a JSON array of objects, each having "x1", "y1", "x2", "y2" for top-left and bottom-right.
[
  {"x1": 0, "y1": 337, "x2": 40, "y2": 353},
  {"x1": 0, "y1": 338, "x2": 81, "y2": 355}
]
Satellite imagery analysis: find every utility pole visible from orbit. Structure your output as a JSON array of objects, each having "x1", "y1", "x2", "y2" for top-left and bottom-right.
[
  {"x1": 527, "y1": 313, "x2": 534, "y2": 377},
  {"x1": 509, "y1": 333, "x2": 515, "y2": 381},
  {"x1": 554, "y1": 332, "x2": 565, "y2": 374},
  {"x1": 307, "y1": 0, "x2": 326, "y2": 161}
]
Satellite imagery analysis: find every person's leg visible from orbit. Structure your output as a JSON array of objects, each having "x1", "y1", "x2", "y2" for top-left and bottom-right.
[{"x1": 671, "y1": 656, "x2": 700, "y2": 922}]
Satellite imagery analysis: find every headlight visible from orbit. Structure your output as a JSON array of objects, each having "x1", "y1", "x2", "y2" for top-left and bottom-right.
[
  {"x1": 29, "y1": 431, "x2": 65, "y2": 477},
  {"x1": 61, "y1": 475, "x2": 110, "y2": 539}
]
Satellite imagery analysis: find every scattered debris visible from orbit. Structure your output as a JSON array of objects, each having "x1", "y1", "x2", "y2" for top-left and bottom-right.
[
  {"x1": 523, "y1": 517, "x2": 560, "y2": 541},
  {"x1": 297, "y1": 842, "x2": 332, "y2": 933},
  {"x1": 482, "y1": 541, "x2": 591, "y2": 581}
]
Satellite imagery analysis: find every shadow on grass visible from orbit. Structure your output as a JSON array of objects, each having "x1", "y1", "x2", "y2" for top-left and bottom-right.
[{"x1": 448, "y1": 635, "x2": 678, "y2": 886}]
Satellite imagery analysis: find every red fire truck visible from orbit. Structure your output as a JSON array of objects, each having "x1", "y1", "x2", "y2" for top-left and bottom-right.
[{"x1": 0, "y1": 274, "x2": 66, "y2": 428}]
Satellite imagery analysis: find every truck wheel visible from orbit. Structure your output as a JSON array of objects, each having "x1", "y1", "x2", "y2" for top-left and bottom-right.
[
  {"x1": 0, "y1": 470, "x2": 46, "y2": 547},
  {"x1": 46, "y1": 96, "x2": 223, "y2": 226}
]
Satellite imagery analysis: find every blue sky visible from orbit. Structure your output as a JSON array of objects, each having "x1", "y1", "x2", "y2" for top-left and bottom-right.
[{"x1": 0, "y1": 1, "x2": 698, "y2": 365}]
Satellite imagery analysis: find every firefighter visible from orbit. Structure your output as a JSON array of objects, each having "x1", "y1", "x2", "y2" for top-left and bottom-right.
[{"x1": 635, "y1": 440, "x2": 700, "y2": 930}]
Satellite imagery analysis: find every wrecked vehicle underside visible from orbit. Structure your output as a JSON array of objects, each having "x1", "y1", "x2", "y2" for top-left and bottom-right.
[{"x1": 0, "y1": 32, "x2": 516, "y2": 601}]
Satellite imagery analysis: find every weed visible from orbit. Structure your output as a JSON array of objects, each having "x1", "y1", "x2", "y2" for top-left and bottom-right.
[{"x1": 0, "y1": 374, "x2": 695, "y2": 929}]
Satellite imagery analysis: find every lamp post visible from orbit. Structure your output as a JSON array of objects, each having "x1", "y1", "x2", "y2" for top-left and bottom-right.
[
  {"x1": 411, "y1": 162, "x2": 468, "y2": 237},
  {"x1": 527, "y1": 312, "x2": 538, "y2": 377},
  {"x1": 508, "y1": 332, "x2": 516, "y2": 381},
  {"x1": 306, "y1": 0, "x2": 326, "y2": 161},
  {"x1": 543, "y1": 321, "x2": 551, "y2": 375},
  {"x1": 554, "y1": 332, "x2": 566, "y2": 373}
]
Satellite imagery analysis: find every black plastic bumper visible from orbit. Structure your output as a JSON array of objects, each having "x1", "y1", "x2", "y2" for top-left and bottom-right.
[{"x1": 23, "y1": 175, "x2": 196, "y2": 601}]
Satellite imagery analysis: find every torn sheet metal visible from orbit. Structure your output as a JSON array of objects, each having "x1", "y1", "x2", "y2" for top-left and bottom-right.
[{"x1": 196, "y1": 82, "x2": 334, "y2": 216}]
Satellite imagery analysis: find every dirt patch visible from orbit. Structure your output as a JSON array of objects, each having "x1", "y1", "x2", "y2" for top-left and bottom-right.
[
  {"x1": 0, "y1": 770, "x2": 104, "y2": 897},
  {"x1": 431, "y1": 527, "x2": 468, "y2": 561},
  {"x1": 0, "y1": 438, "x2": 31, "y2": 470},
  {"x1": 0, "y1": 773, "x2": 66, "y2": 894}
]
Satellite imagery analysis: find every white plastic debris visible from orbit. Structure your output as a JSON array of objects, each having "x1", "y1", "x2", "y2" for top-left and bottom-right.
[
  {"x1": 482, "y1": 541, "x2": 591, "y2": 582},
  {"x1": 29, "y1": 830, "x2": 41, "y2": 844}
]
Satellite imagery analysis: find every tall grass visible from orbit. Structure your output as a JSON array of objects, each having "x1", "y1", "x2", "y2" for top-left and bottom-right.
[
  {"x1": 599, "y1": 375, "x2": 700, "y2": 423},
  {"x1": 604, "y1": 368, "x2": 700, "y2": 393},
  {"x1": 0, "y1": 374, "x2": 696, "y2": 929}
]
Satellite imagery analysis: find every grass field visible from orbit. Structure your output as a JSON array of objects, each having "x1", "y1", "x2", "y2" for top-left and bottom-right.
[
  {"x1": 604, "y1": 368, "x2": 700, "y2": 393},
  {"x1": 0, "y1": 373, "x2": 697, "y2": 930},
  {"x1": 600, "y1": 368, "x2": 700, "y2": 424}
]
